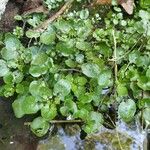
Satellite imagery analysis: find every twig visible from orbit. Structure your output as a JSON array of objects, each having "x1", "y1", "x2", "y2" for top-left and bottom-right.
[
  {"x1": 50, "y1": 120, "x2": 83, "y2": 124},
  {"x1": 108, "y1": 35, "x2": 143, "y2": 62},
  {"x1": 34, "y1": 0, "x2": 74, "y2": 32},
  {"x1": 24, "y1": 119, "x2": 83, "y2": 126}
]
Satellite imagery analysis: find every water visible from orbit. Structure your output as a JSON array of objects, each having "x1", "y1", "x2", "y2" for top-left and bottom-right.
[{"x1": 0, "y1": 98, "x2": 148, "y2": 150}]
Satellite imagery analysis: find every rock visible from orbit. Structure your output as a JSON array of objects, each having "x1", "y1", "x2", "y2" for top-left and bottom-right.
[
  {"x1": 0, "y1": 0, "x2": 9, "y2": 20},
  {"x1": 37, "y1": 135, "x2": 65, "y2": 150}
]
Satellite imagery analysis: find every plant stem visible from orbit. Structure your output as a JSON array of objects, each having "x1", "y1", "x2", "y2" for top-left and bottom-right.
[
  {"x1": 24, "y1": 119, "x2": 83, "y2": 126},
  {"x1": 28, "y1": 38, "x2": 32, "y2": 48},
  {"x1": 112, "y1": 29, "x2": 118, "y2": 82},
  {"x1": 58, "y1": 68, "x2": 81, "y2": 72},
  {"x1": 50, "y1": 120, "x2": 83, "y2": 124}
]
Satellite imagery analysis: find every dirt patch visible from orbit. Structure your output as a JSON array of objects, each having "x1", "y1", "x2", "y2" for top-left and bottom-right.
[{"x1": 0, "y1": 0, "x2": 20, "y2": 32}]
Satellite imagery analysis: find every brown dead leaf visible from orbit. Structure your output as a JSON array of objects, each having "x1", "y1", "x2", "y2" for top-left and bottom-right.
[{"x1": 95, "y1": 0, "x2": 134, "y2": 14}]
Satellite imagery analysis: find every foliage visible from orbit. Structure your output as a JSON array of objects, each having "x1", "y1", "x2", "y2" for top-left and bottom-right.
[{"x1": 0, "y1": 0, "x2": 150, "y2": 137}]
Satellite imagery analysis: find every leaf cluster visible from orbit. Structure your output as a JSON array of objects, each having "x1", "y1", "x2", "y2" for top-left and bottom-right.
[{"x1": 0, "y1": 2, "x2": 150, "y2": 137}]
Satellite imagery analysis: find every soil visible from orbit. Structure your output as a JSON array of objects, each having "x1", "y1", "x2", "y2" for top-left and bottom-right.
[
  {"x1": 0, "y1": 0, "x2": 42, "y2": 32},
  {"x1": 0, "y1": 98, "x2": 39, "y2": 150},
  {"x1": 0, "y1": 0, "x2": 19, "y2": 32}
]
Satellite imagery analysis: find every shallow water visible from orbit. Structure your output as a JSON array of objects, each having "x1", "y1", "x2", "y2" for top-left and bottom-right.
[{"x1": 0, "y1": 98, "x2": 148, "y2": 150}]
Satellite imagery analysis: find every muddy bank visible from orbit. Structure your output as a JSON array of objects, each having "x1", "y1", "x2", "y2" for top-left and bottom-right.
[{"x1": 0, "y1": 98, "x2": 38, "y2": 150}]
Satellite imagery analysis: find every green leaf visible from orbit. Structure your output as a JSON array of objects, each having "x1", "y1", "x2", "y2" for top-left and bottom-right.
[
  {"x1": 65, "y1": 99, "x2": 77, "y2": 114},
  {"x1": 27, "y1": 14, "x2": 43, "y2": 27},
  {"x1": 76, "y1": 20, "x2": 93, "y2": 39},
  {"x1": 75, "y1": 54, "x2": 84, "y2": 64},
  {"x1": 39, "y1": 86, "x2": 53, "y2": 99},
  {"x1": 74, "y1": 76, "x2": 87, "y2": 86},
  {"x1": 94, "y1": 43, "x2": 112, "y2": 57},
  {"x1": 29, "y1": 80, "x2": 41, "y2": 96},
  {"x1": 76, "y1": 41, "x2": 91, "y2": 51},
  {"x1": 56, "y1": 40, "x2": 75, "y2": 55},
  {"x1": 65, "y1": 59, "x2": 77, "y2": 68},
  {"x1": 12, "y1": 70, "x2": 24, "y2": 83},
  {"x1": 1, "y1": 47, "x2": 18, "y2": 60},
  {"x1": 84, "y1": 111, "x2": 103, "y2": 133},
  {"x1": 3, "y1": 72, "x2": 13, "y2": 84},
  {"x1": 54, "y1": 79, "x2": 71, "y2": 97},
  {"x1": 31, "y1": 53, "x2": 48, "y2": 65},
  {"x1": 138, "y1": 98, "x2": 150, "y2": 109},
  {"x1": 14, "y1": 15, "x2": 22, "y2": 21},
  {"x1": 40, "y1": 28, "x2": 56, "y2": 45},
  {"x1": 118, "y1": 99, "x2": 136, "y2": 122},
  {"x1": 74, "y1": 108, "x2": 89, "y2": 121},
  {"x1": 78, "y1": 93, "x2": 92, "y2": 104},
  {"x1": 0, "y1": 60, "x2": 9, "y2": 77},
  {"x1": 22, "y1": 96, "x2": 40, "y2": 114},
  {"x1": 29, "y1": 80, "x2": 52, "y2": 99},
  {"x1": 41, "y1": 104, "x2": 57, "y2": 121},
  {"x1": 72, "y1": 85, "x2": 86, "y2": 98},
  {"x1": 0, "y1": 86, "x2": 4, "y2": 96},
  {"x1": 117, "y1": 84, "x2": 128, "y2": 96},
  {"x1": 16, "y1": 82, "x2": 29, "y2": 94},
  {"x1": 80, "y1": 9, "x2": 89, "y2": 19},
  {"x1": 12, "y1": 96, "x2": 25, "y2": 118},
  {"x1": 81, "y1": 63, "x2": 100, "y2": 78},
  {"x1": 135, "y1": 55, "x2": 149, "y2": 67},
  {"x1": 4, "y1": 33, "x2": 21, "y2": 51},
  {"x1": 60, "y1": 106, "x2": 69, "y2": 116},
  {"x1": 54, "y1": 19, "x2": 72, "y2": 34},
  {"x1": 98, "y1": 70, "x2": 112, "y2": 87},
  {"x1": 128, "y1": 51, "x2": 140, "y2": 64},
  {"x1": 137, "y1": 76, "x2": 150, "y2": 91},
  {"x1": 29, "y1": 65, "x2": 48, "y2": 77},
  {"x1": 140, "y1": 0, "x2": 150, "y2": 8},
  {"x1": 130, "y1": 82, "x2": 143, "y2": 99},
  {"x1": 3, "y1": 84, "x2": 15, "y2": 97},
  {"x1": 143, "y1": 108, "x2": 150, "y2": 125},
  {"x1": 26, "y1": 30, "x2": 40, "y2": 38},
  {"x1": 30, "y1": 117, "x2": 49, "y2": 137},
  {"x1": 146, "y1": 68, "x2": 150, "y2": 77}
]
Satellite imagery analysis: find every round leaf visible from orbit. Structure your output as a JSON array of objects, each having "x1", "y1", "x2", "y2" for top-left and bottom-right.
[
  {"x1": 31, "y1": 53, "x2": 48, "y2": 65},
  {"x1": 29, "y1": 65, "x2": 48, "y2": 77},
  {"x1": 41, "y1": 104, "x2": 57, "y2": 121},
  {"x1": 56, "y1": 40, "x2": 75, "y2": 55},
  {"x1": 118, "y1": 99, "x2": 136, "y2": 122},
  {"x1": 26, "y1": 30, "x2": 40, "y2": 38},
  {"x1": 22, "y1": 96, "x2": 40, "y2": 114},
  {"x1": 40, "y1": 28, "x2": 56, "y2": 45},
  {"x1": 1, "y1": 47, "x2": 18, "y2": 60},
  {"x1": 0, "y1": 59, "x2": 9, "y2": 77},
  {"x1": 81, "y1": 63, "x2": 100, "y2": 78},
  {"x1": 143, "y1": 108, "x2": 150, "y2": 125},
  {"x1": 12, "y1": 96, "x2": 25, "y2": 118},
  {"x1": 30, "y1": 117, "x2": 49, "y2": 137},
  {"x1": 54, "y1": 79, "x2": 71, "y2": 97}
]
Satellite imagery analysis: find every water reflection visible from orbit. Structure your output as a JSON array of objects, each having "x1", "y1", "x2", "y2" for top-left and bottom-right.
[{"x1": 0, "y1": 98, "x2": 148, "y2": 150}]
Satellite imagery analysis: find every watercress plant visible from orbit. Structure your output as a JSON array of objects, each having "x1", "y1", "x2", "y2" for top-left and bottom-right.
[{"x1": 0, "y1": 1, "x2": 149, "y2": 137}]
